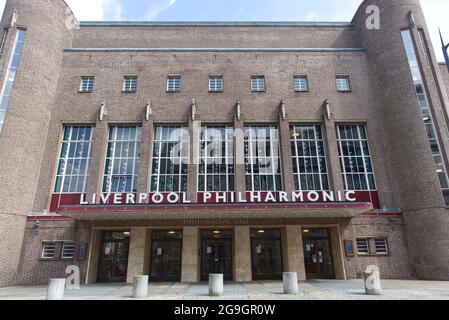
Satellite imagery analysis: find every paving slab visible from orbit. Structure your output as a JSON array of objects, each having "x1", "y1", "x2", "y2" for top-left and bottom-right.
[{"x1": 0, "y1": 280, "x2": 448, "y2": 300}]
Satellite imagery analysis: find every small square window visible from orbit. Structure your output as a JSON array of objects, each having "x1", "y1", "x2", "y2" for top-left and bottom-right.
[
  {"x1": 167, "y1": 76, "x2": 181, "y2": 92},
  {"x1": 251, "y1": 75, "x2": 265, "y2": 92},
  {"x1": 293, "y1": 75, "x2": 308, "y2": 92},
  {"x1": 123, "y1": 76, "x2": 137, "y2": 92},
  {"x1": 41, "y1": 242, "x2": 57, "y2": 259},
  {"x1": 336, "y1": 75, "x2": 350, "y2": 92},
  {"x1": 80, "y1": 76, "x2": 94, "y2": 92},
  {"x1": 61, "y1": 241, "x2": 75, "y2": 259},
  {"x1": 356, "y1": 238, "x2": 370, "y2": 255},
  {"x1": 209, "y1": 75, "x2": 223, "y2": 92},
  {"x1": 374, "y1": 238, "x2": 389, "y2": 255}
]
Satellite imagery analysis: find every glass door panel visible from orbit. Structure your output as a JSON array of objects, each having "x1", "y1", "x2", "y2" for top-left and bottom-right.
[
  {"x1": 250, "y1": 229, "x2": 283, "y2": 280},
  {"x1": 150, "y1": 231, "x2": 182, "y2": 282},
  {"x1": 97, "y1": 231, "x2": 130, "y2": 282},
  {"x1": 200, "y1": 230, "x2": 233, "y2": 281},
  {"x1": 302, "y1": 228, "x2": 335, "y2": 279}
]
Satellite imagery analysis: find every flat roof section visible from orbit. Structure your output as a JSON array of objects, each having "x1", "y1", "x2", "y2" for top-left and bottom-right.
[
  {"x1": 64, "y1": 47, "x2": 366, "y2": 53},
  {"x1": 79, "y1": 21, "x2": 353, "y2": 28}
]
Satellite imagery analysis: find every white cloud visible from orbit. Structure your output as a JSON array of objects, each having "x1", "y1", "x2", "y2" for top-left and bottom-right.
[
  {"x1": 65, "y1": 0, "x2": 123, "y2": 21},
  {"x1": 305, "y1": 12, "x2": 319, "y2": 21},
  {"x1": 146, "y1": 0, "x2": 177, "y2": 20}
]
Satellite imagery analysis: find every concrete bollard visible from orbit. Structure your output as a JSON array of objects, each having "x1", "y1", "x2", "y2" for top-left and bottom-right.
[
  {"x1": 209, "y1": 274, "x2": 224, "y2": 297},
  {"x1": 46, "y1": 278, "x2": 66, "y2": 300},
  {"x1": 283, "y1": 272, "x2": 299, "y2": 295},
  {"x1": 363, "y1": 269, "x2": 382, "y2": 295},
  {"x1": 132, "y1": 275, "x2": 149, "y2": 298}
]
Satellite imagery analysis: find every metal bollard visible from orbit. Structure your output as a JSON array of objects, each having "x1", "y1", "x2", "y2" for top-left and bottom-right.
[
  {"x1": 209, "y1": 274, "x2": 224, "y2": 297},
  {"x1": 132, "y1": 275, "x2": 149, "y2": 298},
  {"x1": 46, "y1": 278, "x2": 66, "y2": 300},
  {"x1": 363, "y1": 269, "x2": 382, "y2": 295},
  {"x1": 283, "y1": 272, "x2": 299, "y2": 295}
]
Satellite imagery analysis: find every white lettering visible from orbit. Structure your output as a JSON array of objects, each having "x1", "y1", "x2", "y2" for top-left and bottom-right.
[
  {"x1": 151, "y1": 193, "x2": 164, "y2": 204},
  {"x1": 138, "y1": 193, "x2": 148, "y2": 204},
  {"x1": 323, "y1": 191, "x2": 335, "y2": 202},
  {"x1": 336, "y1": 191, "x2": 343, "y2": 202},
  {"x1": 292, "y1": 191, "x2": 303, "y2": 202},
  {"x1": 113, "y1": 193, "x2": 122, "y2": 204},
  {"x1": 80, "y1": 194, "x2": 89, "y2": 205},
  {"x1": 308, "y1": 191, "x2": 320, "y2": 202},
  {"x1": 182, "y1": 193, "x2": 191, "y2": 203},
  {"x1": 216, "y1": 192, "x2": 227, "y2": 203},
  {"x1": 279, "y1": 191, "x2": 289, "y2": 202},
  {"x1": 126, "y1": 193, "x2": 136, "y2": 204},
  {"x1": 100, "y1": 193, "x2": 111, "y2": 205},
  {"x1": 204, "y1": 192, "x2": 212, "y2": 203},
  {"x1": 78, "y1": 190, "x2": 360, "y2": 206},
  {"x1": 345, "y1": 191, "x2": 357, "y2": 202},
  {"x1": 250, "y1": 192, "x2": 261, "y2": 203},
  {"x1": 238, "y1": 192, "x2": 247, "y2": 203},
  {"x1": 167, "y1": 193, "x2": 180, "y2": 204},
  {"x1": 265, "y1": 192, "x2": 276, "y2": 202}
]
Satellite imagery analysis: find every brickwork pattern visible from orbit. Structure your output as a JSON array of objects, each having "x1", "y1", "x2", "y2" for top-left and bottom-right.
[
  {"x1": 16, "y1": 220, "x2": 90, "y2": 285},
  {"x1": 1, "y1": 0, "x2": 449, "y2": 285},
  {"x1": 0, "y1": 0, "x2": 74, "y2": 287},
  {"x1": 17, "y1": 216, "x2": 412, "y2": 285}
]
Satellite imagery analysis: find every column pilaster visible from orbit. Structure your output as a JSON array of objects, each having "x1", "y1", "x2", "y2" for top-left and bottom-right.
[{"x1": 87, "y1": 119, "x2": 109, "y2": 203}]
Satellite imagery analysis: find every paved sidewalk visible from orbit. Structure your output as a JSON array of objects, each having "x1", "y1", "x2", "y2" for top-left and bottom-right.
[{"x1": 0, "y1": 280, "x2": 448, "y2": 300}]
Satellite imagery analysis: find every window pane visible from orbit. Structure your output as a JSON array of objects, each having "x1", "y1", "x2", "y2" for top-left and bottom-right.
[
  {"x1": 290, "y1": 125, "x2": 329, "y2": 191},
  {"x1": 356, "y1": 238, "x2": 370, "y2": 254},
  {"x1": 293, "y1": 76, "x2": 308, "y2": 92},
  {"x1": 198, "y1": 126, "x2": 234, "y2": 191},
  {"x1": 0, "y1": 29, "x2": 27, "y2": 133},
  {"x1": 167, "y1": 76, "x2": 181, "y2": 92},
  {"x1": 336, "y1": 125, "x2": 376, "y2": 191},
  {"x1": 244, "y1": 125, "x2": 282, "y2": 191},
  {"x1": 336, "y1": 76, "x2": 350, "y2": 91},
  {"x1": 123, "y1": 76, "x2": 137, "y2": 92},
  {"x1": 54, "y1": 126, "x2": 95, "y2": 193},
  {"x1": 151, "y1": 126, "x2": 189, "y2": 192},
  {"x1": 209, "y1": 76, "x2": 223, "y2": 92},
  {"x1": 251, "y1": 76, "x2": 265, "y2": 92},
  {"x1": 401, "y1": 29, "x2": 449, "y2": 205}
]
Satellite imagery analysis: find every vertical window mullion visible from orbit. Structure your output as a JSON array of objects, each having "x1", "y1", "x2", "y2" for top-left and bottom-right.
[
  {"x1": 84, "y1": 129, "x2": 93, "y2": 193},
  {"x1": 60, "y1": 127, "x2": 71, "y2": 193},
  {"x1": 271, "y1": 129, "x2": 277, "y2": 191},
  {"x1": 157, "y1": 142, "x2": 161, "y2": 192},
  {"x1": 315, "y1": 126, "x2": 323, "y2": 190},
  {"x1": 250, "y1": 128, "x2": 254, "y2": 191}
]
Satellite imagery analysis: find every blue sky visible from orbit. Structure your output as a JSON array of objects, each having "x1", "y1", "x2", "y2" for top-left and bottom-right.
[{"x1": 0, "y1": 0, "x2": 448, "y2": 60}]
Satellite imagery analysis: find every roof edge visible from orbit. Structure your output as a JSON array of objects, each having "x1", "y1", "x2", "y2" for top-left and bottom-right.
[
  {"x1": 64, "y1": 47, "x2": 366, "y2": 53},
  {"x1": 79, "y1": 21, "x2": 353, "y2": 28}
]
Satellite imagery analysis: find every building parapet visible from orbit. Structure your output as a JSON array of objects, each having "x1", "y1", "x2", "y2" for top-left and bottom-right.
[
  {"x1": 64, "y1": 47, "x2": 367, "y2": 53},
  {"x1": 79, "y1": 21, "x2": 353, "y2": 28}
]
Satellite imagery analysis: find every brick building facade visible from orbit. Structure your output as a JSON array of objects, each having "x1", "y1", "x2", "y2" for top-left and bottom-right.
[{"x1": 0, "y1": 0, "x2": 448, "y2": 286}]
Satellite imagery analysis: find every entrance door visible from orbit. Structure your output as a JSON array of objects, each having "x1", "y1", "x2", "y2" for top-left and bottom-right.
[
  {"x1": 250, "y1": 229, "x2": 283, "y2": 280},
  {"x1": 150, "y1": 230, "x2": 183, "y2": 282},
  {"x1": 302, "y1": 228, "x2": 335, "y2": 279},
  {"x1": 97, "y1": 231, "x2": 130, "y2": 282},
  {"x1": 201, "y1": 230, "x2": 233, "y2": 281}
]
